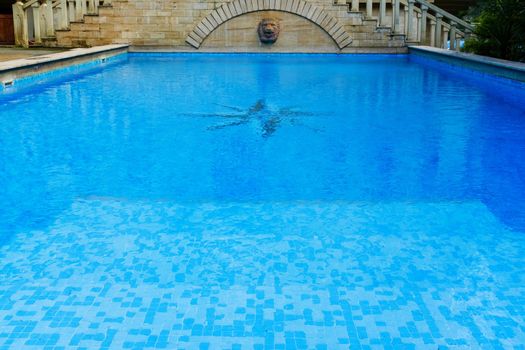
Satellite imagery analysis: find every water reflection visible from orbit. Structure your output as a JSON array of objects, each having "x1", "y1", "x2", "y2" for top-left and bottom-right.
[{"x1": 0, "y1": 54, "x2": 525, "y2": 241}]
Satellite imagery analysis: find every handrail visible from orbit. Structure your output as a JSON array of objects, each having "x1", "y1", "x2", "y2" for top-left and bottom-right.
[
  {"x1": 22, "y1": 0, "x2": 39, "y2": 10},
  {"x1": 415, "y1": 0, "x2": 473, "y2": 31},
  {"x1": 391, "y1": 0, "x2": 472, "y2": 49}
]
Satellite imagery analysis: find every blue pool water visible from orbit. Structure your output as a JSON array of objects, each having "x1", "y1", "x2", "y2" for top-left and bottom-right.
[{"x1": 0, "y1": 54, "x2": 524, "y2": 349}]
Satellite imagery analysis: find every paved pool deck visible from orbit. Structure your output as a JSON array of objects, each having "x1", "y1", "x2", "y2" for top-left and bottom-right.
[
  {"x1": 0, "y1": 45, "x2": 129, "y2": 90},
  {"x1": 0, "y1": 47, "x2": 66, "y2": 63}
]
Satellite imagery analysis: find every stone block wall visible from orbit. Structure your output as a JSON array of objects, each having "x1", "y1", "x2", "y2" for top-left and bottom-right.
[
  {"x1": 202, "y1": 11, "x2": 336, "y2": 52},
  {"x1": 55, "y1": 0, "x2": 406, "y2": 52}
]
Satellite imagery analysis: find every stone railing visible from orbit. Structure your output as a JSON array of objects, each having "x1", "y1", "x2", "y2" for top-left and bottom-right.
[
  {"x1": 348, "y1": 0, "x2": 474, "y2": 50},
  {"x1": 399, "y1": 0, "x2": 474, "y2": 50},
  {"x1": 12, "y1": 0, "x2": 473, "y2": 49},
  {"x1": 12, "y1": 0, "x2": 111, "y2": 47}
]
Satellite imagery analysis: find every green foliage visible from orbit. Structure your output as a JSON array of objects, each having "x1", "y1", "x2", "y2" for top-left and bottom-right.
[{"x1": 463, "y1": 0, "x2": 525, "y2": 62}]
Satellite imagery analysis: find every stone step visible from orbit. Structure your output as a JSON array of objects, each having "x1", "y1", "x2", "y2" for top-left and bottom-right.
[{"x1": 53, "y1": 0, "x2": 401, "y2": 49}]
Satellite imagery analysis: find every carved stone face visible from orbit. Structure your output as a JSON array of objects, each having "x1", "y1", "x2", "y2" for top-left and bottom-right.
[{"x1": 258, "y1": 19, "x2": 280, "y2": 44}]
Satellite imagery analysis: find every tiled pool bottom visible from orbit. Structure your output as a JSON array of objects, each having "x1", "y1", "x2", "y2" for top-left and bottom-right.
[{"x1": 0, "y1": 200, "x2": 524, "y2": 350}]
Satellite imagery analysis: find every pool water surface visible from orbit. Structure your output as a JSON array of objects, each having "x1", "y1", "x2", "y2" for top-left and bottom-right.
[{"x1": 0, "y1": 54, "x2": 524, "y2": 349}]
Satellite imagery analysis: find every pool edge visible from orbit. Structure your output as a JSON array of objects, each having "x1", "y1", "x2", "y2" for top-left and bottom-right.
[
  {"x1": 408, "y1": 46, "x2": 525, "y2": 83},
  {"x1": 0, "y1": 45, "x2": 129, "y2": 90}
]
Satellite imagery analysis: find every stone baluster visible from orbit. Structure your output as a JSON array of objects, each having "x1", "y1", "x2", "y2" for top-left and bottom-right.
[
  {"x1": 40, "y1": 0, "x2": 55, "y2": 37},
  {"x1": 416, "y1": 12, "x2": 421, "y2": 42},
  {"x1": 75, "y1": 0, "x2": 83, "y2": 20},
  {"x1": 435, "y1": 13, "x2": 442, "y2": 48},
  {"x1": 419, "y1": 5, "x2": 428, "y2": 44},
  {"x1": 81, "y1": 0, "x2": 87, "y2": 17},
  {"x1": 12, "y1": 1, "x2": 29, "y2": 47},
  {"x1": 407, "y1": 0, "x2": 415, "y2": 41},
  {"x1": 68, "y1": 0, "x2": 75, "y2": 22},
  {"x1": 379, "y1": 0, "x2": 386, "y2": 26},
  {"x1": 88, "y1": 0, "x2": 97, "y2": 14},
  {"x1": 59, "y1": 0, "x2": 69, "y2": 29},
  {"x1": 429, "y1": 18, "x2": 436, "y2": 47},
  {"x1": 32, "y1": 2, "x2": 42, "y2": 44},
  {"x1": 464, "y1": 29, "x2": 472, "y2": 42},
  {"x1": 449, "y1": 21, "x2": 457, "y2": 50},
  {"x1": 404, "y1": 5, "x2": 408, "y2": 35},
  {"x1": 393, "y1": 0, "x2": 400, "y2": 33},
  {"x1": 366, "y1": 0, "x2": 373, "y2": 18},
  {"x1": 442, "y1": 26, "x2": 449, "y2": 49},
  {"x1": 351, "y1": 0, "x2": 359, "y2": 12},
  {"x1": 456, "y1": 36, "x2": 461, "y2": 51}
]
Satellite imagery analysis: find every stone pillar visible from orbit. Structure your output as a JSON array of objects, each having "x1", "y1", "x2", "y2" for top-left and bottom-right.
[
  {"x1": 88, "y1": 0, "x2": 98, "y2": 14},
  {"x1": 12, "y1": 1, "x2": 29, "y2": 47},
  {"x1": 404, "y1": 5, "x2": 408, "y2": 35},
  {"x1": 449, "y1": 21, "x2": 457, "y2": 50},
  {"x1": 68, "y1": 0, "x2": 75, "y2": 23},
  {"x1": 407, "y1": 0, "x2": 415, "y2": 40},
  {"x1": 429, "y1": 19, "x2": 436, "y2": 47},
  {"x1": 59, "y1": 0, "x2": 69, "y2": 29},
  {"x1": 75, "y1": 0, "x2": 83, "y2": 21},
  {"x1": 366, "y1": 0, "x2": 373, "y2": 18},
  {"x1": 393, "y1": 0, "x2": 400, "y2": 34},
  {"x1": 40, "y1": 0, "x2": 55, "y2": 37},
  {"x1": 379, "y1": 0, "x2": 386, "y2": 26},
  {"x1": 351, "y1": 0, "x2": 359, "y2": 12},
  {"x1": 81, "y1": 0, "x2": 87, "y2": 18},
  {"x1": 32, "y1": 2, "x2": 42, "y2": 44},
  {"x1": 464, "y1": 29, "x2": 472, "y2": 42},
  {"x1": 435, "y1": 14, "x2": 443, "y2": 48},
  {"x1": 416, "y1": 12, "x2": 421, "y2": 42},
  {"x1": 419, "y1": 5, "x2": 428, "y2": 44},
  {"x1": 442, "y1": 26, "x2": 449, "y2": 49}
]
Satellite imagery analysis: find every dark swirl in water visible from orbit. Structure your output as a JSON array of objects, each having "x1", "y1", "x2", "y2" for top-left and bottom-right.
[{"x1": 185, "y1": 99, "x2": 321, "y2": 138}]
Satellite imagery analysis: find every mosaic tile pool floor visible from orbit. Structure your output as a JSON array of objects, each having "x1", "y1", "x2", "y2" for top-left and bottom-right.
[{"x1": 1, "y1": 199, "x2": 524, "y2": 349}]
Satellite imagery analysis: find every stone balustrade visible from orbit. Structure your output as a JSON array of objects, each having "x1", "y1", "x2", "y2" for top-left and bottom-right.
[
  {"x1": 343, "y1": 0, "x2": 473, "y2": 50},
  {"x1": 403, "y1": 0, "x2": 473, "y2": 50},
  {"x1": 11, "y1": 0, "x2": 474, "y2": 50},
  {"x1": 348, "y1": 0, "x2": 473, "y2": 50},
  {"x1": 12, "y1": 0, "x2": 111, "y2": 47}
]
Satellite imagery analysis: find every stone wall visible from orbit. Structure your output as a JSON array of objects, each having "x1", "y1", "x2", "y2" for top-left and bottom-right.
[
  {"x1": 203, "y1": 11, "x2": 336, "y2": 52},
  {"x1": 55, "y1": 0, "x2": 406, "y2": 52}
]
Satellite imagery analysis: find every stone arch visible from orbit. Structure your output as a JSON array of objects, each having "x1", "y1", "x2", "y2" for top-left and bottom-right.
[{"x1": 186, "y1": 0, "x2": 352, "y2": 50}]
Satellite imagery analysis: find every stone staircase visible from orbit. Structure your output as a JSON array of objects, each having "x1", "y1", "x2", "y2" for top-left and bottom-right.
[
  {"x1": 55, "y1": 4, "x2": 116, "y2": 48},
  {"x1": 12, "y1": 0, "x2": 473, "y2": 52}
]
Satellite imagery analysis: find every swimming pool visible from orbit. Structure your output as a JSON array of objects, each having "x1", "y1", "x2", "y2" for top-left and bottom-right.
[{"x1": 1, "y1": 53, "x2": 524, "y2": 349}]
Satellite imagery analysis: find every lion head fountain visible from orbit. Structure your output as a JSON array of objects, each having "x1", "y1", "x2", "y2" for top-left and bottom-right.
[{"x1": 258, "y1": 19, "x2": 280, "y2": 44}]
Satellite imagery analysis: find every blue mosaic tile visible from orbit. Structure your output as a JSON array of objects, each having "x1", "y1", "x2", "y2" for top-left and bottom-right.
[{"x1": 0, "y1": 200, "x2": 524, "y2": 348}]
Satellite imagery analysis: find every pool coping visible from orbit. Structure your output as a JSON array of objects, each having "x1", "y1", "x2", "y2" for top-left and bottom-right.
[
  {"x1": 0, "y1": 44, "x2": 129, "y2": 87},
  {"x1": 129, "y1": 45, "x2": 408, "y2": 54},
  {"x1": 1, "y1": 44, "x2": 524, "y2": 90},
  {"x1": 408, "y1": 46, "x2": 525, "y2": 83}
]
